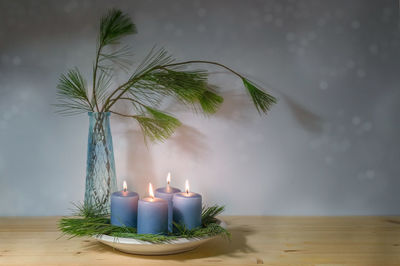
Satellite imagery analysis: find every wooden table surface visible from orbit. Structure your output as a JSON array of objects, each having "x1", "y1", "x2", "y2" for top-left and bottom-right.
[{"x1": 0, "y1": 216, "x2": 399, "y2": 265}]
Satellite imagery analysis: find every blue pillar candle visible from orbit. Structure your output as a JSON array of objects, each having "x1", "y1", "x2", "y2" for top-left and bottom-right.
[
  {"x1": 110, "y1": 181, "x2": 139, "y2": 227},
  {"x1": 137, "y1": 183, "x2": 168, "y2": 234},
  {"x1": 155, "y1": 173, "x2": 181, "y2": 232},
  {"x1": 173, "y1": 180, "x2": 202, "y2": 230}
]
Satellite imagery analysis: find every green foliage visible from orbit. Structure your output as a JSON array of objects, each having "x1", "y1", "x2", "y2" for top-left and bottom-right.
[
  {"x1": 131, "y1": 47, "x2": 174, "y2": 78},
  {"x1": 99, "y1": 9, "x2": 137, "y2": 47},
  {"x1": 199, "y1": 89, "x2": 224, "y2": 114},
  {"x1": 141, "y1": 69, "x2": 207, "y2": 103},
  {"x1": 172, "y1": 205, "x2": 230, "y2": 240},
  {"x1": 110, "y1": 232, "x2": 178, "y2": 243},
  {"x1": 92, "y1": 9, "x2": 137, "y2": 110},
  {"x1": 135, "y1": 107, "x2": 182, "y2": 142},
  {"x1": 56, "y1": 9, "x2": 277, "y2": 141},
  {"x1": 93, "y1": 68, "x2": 113, "y2": 106},
  {"x1": 71, "y1": 201, "x2": 109, "y2": 218},
  {"x1": 55, "y1": 68, "x2": 92, "y2": 115},
  {"x1": 201, "y1": 205, "x2": 225, "y2": 226},
  {"x1": 97, "y1": 9, "x2": 136, "y2": 74},
  {"x1": 173, "y1": 222, "x2": 230, "y2": 240},
  {"x1": 133, "y1": 67, "x2": 224, "y2": 115},
  {"x1": 59, "y1": 203, "x2": 229, "y2": 243},
  {"x1": 242, "y1": 78, "x2": 277, "y2": 114},
  {"x1": 59, "y1": 217, "x2": 134, "y2": 238}
]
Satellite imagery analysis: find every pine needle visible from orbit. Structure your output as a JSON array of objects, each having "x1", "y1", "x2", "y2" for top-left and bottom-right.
[
  {"x1": 140, "y1": 68, "x2": 208, "y2": 104},
  {"x1": 199, "y1": 89, "x2": 224, "y2": 114},
  {"x1": 201, "y1": 205, "x2": 225, "y2": 226},
  {"x1": 132, "y1": 46, "x2": 174, "y2": 78},
  {"x1": 99, "y1": 9, "x2": 137, "y2": 46},
  {"x1": 55, "y1": 68, "x2": 93, "y2": 115},
  {"x1": 134, "y1": 107, "x2": 182, "y2": 142},
  {"x1": 242, "y1": 78, "x2": 277, "y2": 114}
]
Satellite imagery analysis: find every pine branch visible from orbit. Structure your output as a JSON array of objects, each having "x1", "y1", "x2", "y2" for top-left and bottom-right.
[
  {"x1": 134, "y1": 107, "x2": 182, "y2": 142},
  {"x1": 55, "y1": 68, "x2": 93, "y2": 115},
  {"x1": 135, "y1": 68, "x2": 223, "y2": 115},
  {"x1": 92, "y1": 68, "x2": 112, "y2": 108},
  {"x1": 99, "y1": 44, "x2": 133, "y2": 72},
  {"x1": 101, "y1": 47, "x2": 173, "y2": 112},
  {"x1": 71, "y1": 202, "x2": 109, "y2": 218},
  {"x1": 164, "y1": 60, "x2": 242, "y2": 77},
  {"x1": 110, "y1": 107, "x2": 182, "y2": 142},
  {"x1": 104, "y1": 58, "x2": 277, "y2": 116},
  {"x1": 201, "y1": 205, "x2": 225, "y2": 226},
  {"x1": 199, "y1": 88, "x2": 224, "y2": 114},
  {"x1": 139, "y1": 68, "x2": 208, "y2": 104},
  {"x1": 173, "y1": 222, "x2": 230, "y2": 240},
  {"x1": 242, "y1": 78, "x2": 277, "y2": 114},
  {"x1": 59, "y1": 217, "x2": 136, "y2": 238},
  {"x1": 93, "y1": 9, "x2": 137, "y2": 112},
  {"x1": 132, "y1": 46, "x2": 174, "y2": 78},
  {"x1": 163, "y1": 60, "x2": 278, "y2": 115},
  {"x1": 99, "y1": 9, "x2": 137, "y2": 47},
  {"x1": 55, "y1": 9, "x2": 277, "y2": 142},
  {"x1": 104, "y1": 59, "x2": 224, "y2": 116}
]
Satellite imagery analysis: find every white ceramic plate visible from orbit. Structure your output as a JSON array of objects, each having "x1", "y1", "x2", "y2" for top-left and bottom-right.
[{"x1": 94, "y1": 219, "x2": 227, "y2": 255}]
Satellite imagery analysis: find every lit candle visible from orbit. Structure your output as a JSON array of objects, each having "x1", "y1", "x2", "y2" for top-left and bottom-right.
[
  {"x1": 155, "y1": 172, "x2": 181, "y2": 232},
  {"x1": 173, "y1": 180, "x2": 202, "y2": 230},
  {"x1": 137, "y1": 183, "x2": 168, "y2": 234},
  {"x1": 110, "y1": 181, "x2": 139, "y2": 227}
]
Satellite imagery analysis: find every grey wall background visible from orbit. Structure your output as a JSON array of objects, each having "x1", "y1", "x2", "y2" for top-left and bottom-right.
[{"x1": 0, "y1": 0, "x2": 399, "y2": 216}]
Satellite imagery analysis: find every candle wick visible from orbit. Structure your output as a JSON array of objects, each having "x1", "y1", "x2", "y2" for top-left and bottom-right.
[{"x1": 123, "y1": 188, "x2": 127, "y2": 192}]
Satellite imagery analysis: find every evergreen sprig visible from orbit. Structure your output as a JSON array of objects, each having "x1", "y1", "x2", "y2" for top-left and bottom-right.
[
  {"x1": 99, "y1": 9, "x2": 136, "y2": 46},
  {"x1": 135, "y1": 107, "x2": 182, "y2": 142},
  {"x1": 56, "y1": 9, "x2": 277, "y2": 141},
  {"x1": 242, "y1": 78, "x2": 277, "y2": 114},
  {"x1": 201, "y1": 205, "x2": 225, "y2": 226},
  {"x1": 58, "y1": 203, "x2": 229, "y2": 243},
  {"x1": 173, "y1": 222, "x2": 230, "y2": 240},
  {"x1": 55, "y1": 68, "x2": 92, "y2": 115}
]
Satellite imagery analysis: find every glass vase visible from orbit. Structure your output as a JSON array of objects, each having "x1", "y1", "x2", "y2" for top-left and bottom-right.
[{"x1": 84, "y1": 112, "x2": 117, "y2": 211}]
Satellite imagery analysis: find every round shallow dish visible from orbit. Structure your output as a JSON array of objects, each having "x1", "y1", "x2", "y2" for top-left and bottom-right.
[{"x1": 94, "y1": 219, "x2": 226, "y2": 255}]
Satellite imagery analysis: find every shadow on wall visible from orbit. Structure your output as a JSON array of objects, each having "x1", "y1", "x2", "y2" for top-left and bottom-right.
[
  {"x1": 124, "y1": 128, "x2": 154, "y2": 194},
  {"x1": 281, "y1": 93, "x2": 323, "y2": 134},
  {"x1": 113, "y1": 87, "x2": 324, "y2": 189},
  {"x1": 168, "y1": 125, "x2": 208, "y2": 160}
]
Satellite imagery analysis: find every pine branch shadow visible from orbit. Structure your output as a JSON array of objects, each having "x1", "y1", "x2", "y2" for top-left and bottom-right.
[
  {"x1": 214, "y1": 91, "x2": 256, "y2": 123},
  {"x1": 280, "y1": 93, "x2": 323, "y2": 133},
  {"x1": 112, "y1": 107, "x2": 155, "y2": 192},
  {"x1": 214, "y1": 90, "x2": 323, "y2": 134},
  {"x1": 111, "y1": 87, "x2": 323, "y2": 180},
  {"x1": 112, "y1": 109, "x2": 210, "y2": 188},
  {"x1": 111, "y1": 104, "x2": 156, "y2": 191},
  {"x1": 167, "y1": 124, "x2": 209, "y2": 160},
  {"x1": 123, "y1": 129, "x2": 154, "y2": 192}
]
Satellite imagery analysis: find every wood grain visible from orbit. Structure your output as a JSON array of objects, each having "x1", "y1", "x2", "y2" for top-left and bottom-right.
[{"x1": 0, "y1": 216, "x2": 399, "y2": 265}]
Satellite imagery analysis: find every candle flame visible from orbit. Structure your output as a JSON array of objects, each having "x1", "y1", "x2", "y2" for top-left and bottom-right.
[
  {"x1": 185, "y1": 179, "x2": 190, "y2": 194},
  {"x1": 149, "y1": 183, "x2": 154, "y2": 199},
  {"x1": 167, "y1": 172, "x2": 171, "y2": 184},
  {"x1": 123, "y1": 180, "x2": 127, "y2": 192}
]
